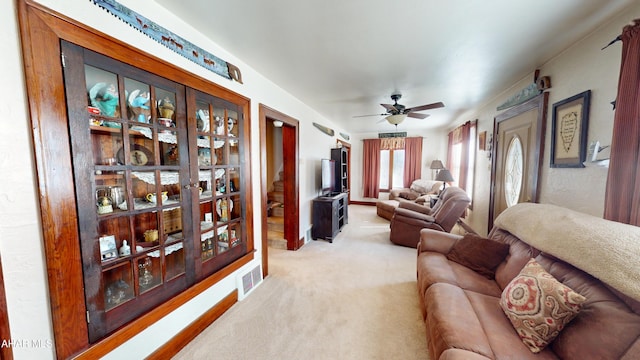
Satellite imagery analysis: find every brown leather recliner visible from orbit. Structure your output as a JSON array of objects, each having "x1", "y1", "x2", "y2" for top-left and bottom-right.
[{"x1": 389, "y1": 187, "x2": 470, "y2": 248}]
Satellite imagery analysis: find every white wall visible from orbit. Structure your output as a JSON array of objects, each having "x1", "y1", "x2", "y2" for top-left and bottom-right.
[
  {"x1": 1, "y1": 0, "x2": 342, "y2": 358},
  {"x1": 454, "y1": 2, "x2": 640, "y2": 235}
]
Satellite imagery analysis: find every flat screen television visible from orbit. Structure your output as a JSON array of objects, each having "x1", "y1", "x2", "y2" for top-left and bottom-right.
[{"x1": 321, "y1": 158, "x2": 336, "y2": 196}]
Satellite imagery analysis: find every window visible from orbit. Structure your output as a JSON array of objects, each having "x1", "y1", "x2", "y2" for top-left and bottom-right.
[
  {"x1": 379, "y1": 149, "x2": 405, "y2": 191},
  {"x1": 448, "y1": 121, "x2": 476, "y2": 203}
]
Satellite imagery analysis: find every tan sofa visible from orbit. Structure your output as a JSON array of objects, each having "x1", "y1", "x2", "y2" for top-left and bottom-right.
[
  {"x1": 376, "y1": 179, "x2": 442, "y2": 220},
  {"x1": 389, "y1": 179, "x2": 443, "y2": 204},
  {"x1": 417, "y1": 203, "x2": 640, "y2": 359}
]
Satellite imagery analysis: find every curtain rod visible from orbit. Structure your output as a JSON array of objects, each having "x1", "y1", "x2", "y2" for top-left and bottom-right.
[{"x1": 602, "y1": 19, "x2": 640, "y2": 50}]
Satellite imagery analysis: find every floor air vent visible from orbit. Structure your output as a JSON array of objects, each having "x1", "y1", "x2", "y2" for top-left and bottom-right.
[{"x1": 237, "y1": 265, "x2": 263, "y2": 300}]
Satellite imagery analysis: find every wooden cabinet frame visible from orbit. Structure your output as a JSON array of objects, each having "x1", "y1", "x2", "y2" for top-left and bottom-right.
[{"x1": 17, "y1": 1, "x2": 254, "y2": 358}]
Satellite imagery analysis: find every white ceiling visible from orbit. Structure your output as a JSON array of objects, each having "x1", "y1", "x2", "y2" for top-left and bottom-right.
[{"x1": 155, "y1": 0, "x2": 633, "y2": 134}]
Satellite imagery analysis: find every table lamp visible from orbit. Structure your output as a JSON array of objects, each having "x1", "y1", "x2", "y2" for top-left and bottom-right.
[{"x1": 435, "y1": 168, "x2": 454, "y2": 192}]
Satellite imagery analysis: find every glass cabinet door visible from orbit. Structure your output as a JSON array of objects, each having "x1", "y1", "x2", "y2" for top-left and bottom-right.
[
  {"x1": 60, "y1": 40, "x2": 250, "y2": 343},
  {"x1": 189, "y1": 90, "x2": 246, "y2": 277},
  {"x1": 63, "y1": 42, "x2": 191, "y2": 341}
]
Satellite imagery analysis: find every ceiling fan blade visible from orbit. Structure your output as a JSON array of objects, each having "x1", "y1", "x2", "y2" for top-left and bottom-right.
[
  {"x1": 406, "y1": 102, "x2": 445, "y2": 112},
  {"x1": 381, "y1": 103, "x2": 398, "y2": 112},
  {"x1": 407, "y1": 112, "x2": 430, "y2": 119},
  {"x1": 352, "y1": 113, "x2": 387, "y2": 118}
]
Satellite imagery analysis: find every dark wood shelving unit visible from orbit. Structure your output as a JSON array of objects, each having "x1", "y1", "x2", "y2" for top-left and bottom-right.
[
  {"x1": 331, "y1": 147, "x2": 349, "y2": 193},
  {"x1": 311, "y1": 192, "x2": 348, "y2": 243}
]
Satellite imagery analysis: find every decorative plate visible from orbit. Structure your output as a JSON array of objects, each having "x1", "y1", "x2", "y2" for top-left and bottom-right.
[{"x1": 117, "y1": 144, "x2": 154, "y2": 166}]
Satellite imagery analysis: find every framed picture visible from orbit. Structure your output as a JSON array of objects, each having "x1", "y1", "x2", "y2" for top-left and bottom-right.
[
  {"x1": 550, "y1": 90, "x2": 591, "y2": 168},
  {"x1": 100, "y1": 235, "x2": 118, "y2": 262},
  {"x1": 478, "y1": 131, "x2": 487, "y2": 151}
]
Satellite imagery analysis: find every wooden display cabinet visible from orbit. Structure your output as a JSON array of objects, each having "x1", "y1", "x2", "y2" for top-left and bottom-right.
[
  {"x1": 60, "y1": 40, "x2": 250, "y2": 342},
  {"x1": 18, "y1": 3, "x2": 254, "y2": 356}
]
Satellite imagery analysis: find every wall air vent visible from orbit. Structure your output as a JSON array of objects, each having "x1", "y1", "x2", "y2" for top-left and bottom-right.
[{"x1": 237, "y1": 264, "x2": 263, "y2": 300}]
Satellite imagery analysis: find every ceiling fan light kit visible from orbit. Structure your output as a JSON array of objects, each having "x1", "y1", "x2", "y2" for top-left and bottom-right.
[{"x1": 385, "y1": 114, "x2": 407, "y2": 125}]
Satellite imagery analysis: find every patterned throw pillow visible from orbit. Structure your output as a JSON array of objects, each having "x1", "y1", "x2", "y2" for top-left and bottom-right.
[{"x1": 500, "y1": 258, "x2": 586, "y2": 353}]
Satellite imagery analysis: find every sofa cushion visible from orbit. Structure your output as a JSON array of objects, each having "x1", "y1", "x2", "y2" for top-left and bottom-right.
[
  {"x1": 424, "y1": 283, "x2": 495, "y2": 359},
  {"x1": 446, "y1": 234, "x2": 510, "y2": 279},
  {"x1": 399, "y1": 191, "x2": 419, "y2": 200},
  {"x1": 417, "y1": 252, "x2": 503, "y2": 306},
  {"x1": 465, "y1": 290, "x2": 558, "y2": 359},
  {"x1": 500, "y1": 258, "x2": 586, "y2": 353},
  {"x1": 491, "y1": 228, "x2": 541, "y2": 290}
]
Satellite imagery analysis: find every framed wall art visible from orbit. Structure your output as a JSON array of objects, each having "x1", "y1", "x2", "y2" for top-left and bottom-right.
[
  {"x1": 550, "y1": 90, "x2": 591, "y2": 168},
  {"x1": 478, "y1": 131, "x2": 487, "y2": 151}
]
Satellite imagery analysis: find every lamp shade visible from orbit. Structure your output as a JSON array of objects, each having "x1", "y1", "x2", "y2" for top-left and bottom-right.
[
  {"x1": 385, "y1": 114, "x2": 407, "y2": 125},
  {"x1": 430, "y1": 160, "x2": 444, "y2": 170},
  {"x1": 273, "y1": 120, "x2": 284, "y2": 127},
  {"x1": 435, "y1": 168, "x2": 454, "y2": 183}
]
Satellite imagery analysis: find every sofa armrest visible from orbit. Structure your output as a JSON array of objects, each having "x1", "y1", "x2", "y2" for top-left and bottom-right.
[
  {"x1": 398, "y1": 201, "x2": 432, "y2": 215},
  {"x1": 388, "y1": 188, "x2": 410, "y2": 201},
  {"x1": 394, "y1": 207, "x2": 436, "y2": 225},
  {"x1": 417, "y1": 228, "x2": 463, "y2": 255}
]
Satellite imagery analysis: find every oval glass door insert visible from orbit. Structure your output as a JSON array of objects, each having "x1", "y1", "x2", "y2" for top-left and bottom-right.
[{"x1": 504, "y1": 136, "x2": 523, "y2": 207}]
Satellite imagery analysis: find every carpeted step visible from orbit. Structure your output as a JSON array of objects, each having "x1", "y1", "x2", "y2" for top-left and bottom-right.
[
  {"x1": 273, "y1": 180, "x2": 284, "y2": 192},
  {"x1": 268, "y1": 237, "x2": 287, "y2": 250},
  {"x1": 272, "y1": 206, "x2": 284, "y2": 217},
  {"x1": 268, "y1": 191, "x2": 284, "y2": 203},
  {"x1": 267, "y1": 216, "x2": 284, "y2": 232}
]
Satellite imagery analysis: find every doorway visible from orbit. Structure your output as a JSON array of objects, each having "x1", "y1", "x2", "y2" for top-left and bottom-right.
[
  {"x1": 259, "y1": 104, "x2": 300, "y2": 278},
  {"x1": 488, "y1": 93, "x2": 548, "y2": 233}
]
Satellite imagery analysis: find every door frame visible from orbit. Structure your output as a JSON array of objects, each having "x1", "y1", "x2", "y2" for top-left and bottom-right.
[
  {"x1": 259, "y1": 104, "x2": 300, "y2": 277},
  {"x1": 0, "y1": 253, "x2": 12, "y2": 360},
  {"x1": 488, "y1": 93, "x2": 548, "y2": 233}
]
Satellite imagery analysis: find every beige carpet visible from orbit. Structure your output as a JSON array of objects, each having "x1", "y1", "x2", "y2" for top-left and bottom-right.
[{"x1": 172, "y1": 205, "x2": 430, "y2": 360}]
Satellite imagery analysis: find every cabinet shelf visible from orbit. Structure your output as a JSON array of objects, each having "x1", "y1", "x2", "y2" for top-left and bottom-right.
[{"x1": 95, "y1": 173, "x2": 124, "y2": 181}]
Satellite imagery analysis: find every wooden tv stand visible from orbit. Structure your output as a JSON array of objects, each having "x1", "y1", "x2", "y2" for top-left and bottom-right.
[{"x1": 311, "y1": 192, "x2": 348, "y2": 243}]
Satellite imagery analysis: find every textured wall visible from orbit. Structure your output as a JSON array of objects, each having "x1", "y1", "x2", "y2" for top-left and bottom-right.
[{"x1": 459, "y1": 2, "x2": 639, "y2": 235}]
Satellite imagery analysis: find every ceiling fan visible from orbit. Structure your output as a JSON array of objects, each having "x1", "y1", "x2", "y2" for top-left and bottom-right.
[{"x1": 354, "y1": 93, "x2": 444, "y2": 126}]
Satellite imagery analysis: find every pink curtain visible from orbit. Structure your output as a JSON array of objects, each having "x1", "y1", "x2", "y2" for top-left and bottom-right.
[
  {"x1": 362, "y1": 138, "x2": 381, "y2": 198},
  {"x1": 446, "y1": 132, "x2": 454, "y2": 178},
  {"x1": 604, "y1": 20, "x2": 640, "y2": 225},
  {"x1": 458, "y1": 122, "x2": 471, "y2": 191},
  {"x1": 447, "y1": 121, "x2": 471, "y2": 190},
  {"x1": 403, "y1": 137, "x2": 423, "y2": 187}
]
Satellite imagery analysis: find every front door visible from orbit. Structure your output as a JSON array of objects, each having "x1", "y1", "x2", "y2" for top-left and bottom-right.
[{"x1": 489, "y1": 93, "x2": 548, "y2": 233}]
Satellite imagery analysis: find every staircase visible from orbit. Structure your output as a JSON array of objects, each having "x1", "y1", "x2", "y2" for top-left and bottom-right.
[{"x1": 267, "y1": 172, "x2": 286, "y2": 249}]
